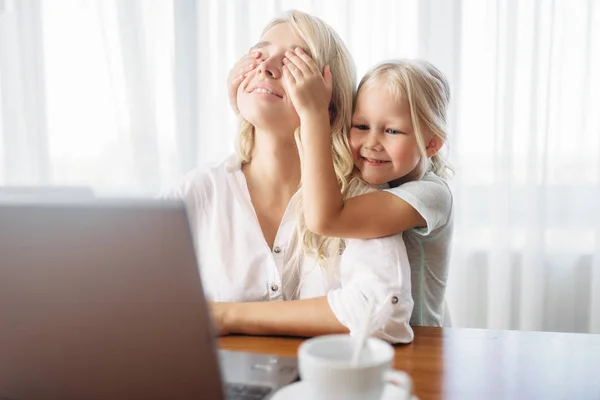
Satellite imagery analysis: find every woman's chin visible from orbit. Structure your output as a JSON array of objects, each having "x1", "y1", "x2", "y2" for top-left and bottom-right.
[{"x1": 239, "y1": 110, "x2": 299, "y2": 133}]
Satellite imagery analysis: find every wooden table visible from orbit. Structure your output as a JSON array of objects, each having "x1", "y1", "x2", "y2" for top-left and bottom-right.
[{"x1": 220, "y1": 326, "x2": 600, "y2": 400}]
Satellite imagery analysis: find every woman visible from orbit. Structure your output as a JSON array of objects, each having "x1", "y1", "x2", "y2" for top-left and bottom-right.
[{"x1": 162, "y1": 10, "x2": 413, "y2": 343}]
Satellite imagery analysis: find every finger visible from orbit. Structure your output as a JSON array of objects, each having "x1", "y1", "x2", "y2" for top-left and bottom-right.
[
  {"x1": 230, "y1": 74, "x2": 245, "y2": 88},
  {"x1": 283, "y1": 57, "x2": 304, "y2": 82},
  {"x1": 248, "y1": 47, "x2": 262, "y2": 57},
  {"x1": 245, "y1": 52, "x2": 261, "y2": 71},
  {"x1": 242, "y1": 70, "x2": 253, "y2": 83},
  {"x1": 228, "y1": 75, "x2": 245, "y2": 113},
  {"x1": 244, "y1": 62, "x2": 257, "y2": 75},
  {"x1": 231, "y1": 69, "x2": 255, "y2": 97},
  {"x1": 285, "y1": 50, "x2": 312, "y2": 76},
  {"x1": 229, "y1": 65, "x2": 245, "y2": 84},
  {"x1": 235, "y1": 63, "x2": 258, "y2": 85},
  {"x1": 282, "y1": 65, "x2": 296, "y2": 88},
  {"x1": 240, "y1": 68, "x2": 257, "y2": 88},
  {"x1": 294, "y1": 47, "x2": 319, "y2": 75},
  {"x1": 228, "y1": 74, "x2": 244, "y2": 90},
  {"x1": 242, "y1": 52, "x2": 261, "y2": 64},
  {"x1": 324, "y1": 65, "x2": 333, "y2": 90},
  {"x1": 233, "y1": 53, "x2": 260, "y2": 75},
  {"x1": 237, "y1": 57, "x2": 258, "y2": 76},
  {"x1": 282, "y1": 66, "x2": 299, "y2": 99}
]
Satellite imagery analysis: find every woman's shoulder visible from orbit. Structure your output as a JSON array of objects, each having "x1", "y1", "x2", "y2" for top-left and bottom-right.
[{"x1": 159, "y1": 154, "x2": 240, "y2": 200}]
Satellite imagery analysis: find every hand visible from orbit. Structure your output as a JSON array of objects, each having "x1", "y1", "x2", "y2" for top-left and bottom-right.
[
  {"x1": 227, "y1": 50, "x2": 262, "y2": 114},
  {"x1": 209, "y1": 302, "x2": 232, "y2": 336},
  {"x1": 282, "y1": 47, "x2": 332, "y2": 120}
]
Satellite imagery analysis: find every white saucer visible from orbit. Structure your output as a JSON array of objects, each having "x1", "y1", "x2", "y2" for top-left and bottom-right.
[{"x1": 270, "y1": 380, "x2": 418, "y2": 400}]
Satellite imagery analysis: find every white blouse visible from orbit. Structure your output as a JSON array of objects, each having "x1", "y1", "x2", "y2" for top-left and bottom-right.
[{"x1": 161, "y1": 155, "x2": 414, "y2": 343}]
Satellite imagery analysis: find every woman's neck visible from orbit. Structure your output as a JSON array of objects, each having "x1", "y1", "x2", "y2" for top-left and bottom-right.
[
  {"x1": 241, "y1": 128, "x2": 302, "y2": 249},
  {"x1": 242, "y1": 128, "x2": 301, "y2": 200}
]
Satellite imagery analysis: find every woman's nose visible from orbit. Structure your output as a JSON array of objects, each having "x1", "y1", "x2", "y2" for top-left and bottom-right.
[{"x1": 257, "y1": 57, "x2": 282, "y2": 79}]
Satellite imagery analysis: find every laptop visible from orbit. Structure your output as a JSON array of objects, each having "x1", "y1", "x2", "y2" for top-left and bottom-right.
[{"x1": 0, "y1": 199, "x2": 298, "y2": 400}]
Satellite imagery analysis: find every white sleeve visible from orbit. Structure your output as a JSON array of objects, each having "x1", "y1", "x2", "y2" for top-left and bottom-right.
[
  {"x1": 327, "y1": 234, "x2": 414, "y2": 344},
  {"x1": 384, "y1": 175, "x2": 452, "y2": 237}
]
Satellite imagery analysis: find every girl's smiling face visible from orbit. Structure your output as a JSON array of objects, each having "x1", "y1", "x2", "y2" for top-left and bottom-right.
[{"x1": 349, "y1": 85, "x2": 423, "y2": 186}]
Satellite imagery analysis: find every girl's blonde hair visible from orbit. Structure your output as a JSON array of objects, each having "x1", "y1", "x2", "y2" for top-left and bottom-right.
[
  {"x1": 235, "y1": 10, "x2": 368, "y2": 269},
  {"x1": 357, "y1": 59, "x2": 453, "y2": 180}
]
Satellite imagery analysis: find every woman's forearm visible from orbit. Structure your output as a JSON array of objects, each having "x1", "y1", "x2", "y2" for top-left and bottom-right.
[{"x1": 223, "y1": 296, "x2": 348, "y2": 337}]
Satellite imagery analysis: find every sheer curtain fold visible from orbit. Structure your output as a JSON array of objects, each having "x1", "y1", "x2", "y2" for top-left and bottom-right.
[
  {"x1": 519, "y1": 0, "x2": 545, "y2": 332},
  {"x1": 173, "y1": 0, "x2": 198, "y2": 175},
  {"x1": 0, "y1": 0, "x2": 598, "y2": 333},
  {"x1": 110, "y1": 1, "x2": 160, "y2": 191},
  {"x1": 591, "y1": 0, "x2": 600, "y2": 334},
  {"x1": 489, "y1": 0, "x2": 521, "y2": 330},
  {"x1": 0, "y1": 0, "x2": 49, "y2": 184}
]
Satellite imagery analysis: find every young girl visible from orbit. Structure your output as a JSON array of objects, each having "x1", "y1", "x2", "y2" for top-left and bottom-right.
[{"x1": 231, "y1": 56, "x2": 453, "y2": 327}]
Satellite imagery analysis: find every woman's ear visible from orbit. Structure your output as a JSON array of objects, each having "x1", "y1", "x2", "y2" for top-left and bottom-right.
[{"x1": 426, "y1": 135, "x2": 444, "y2": 158}]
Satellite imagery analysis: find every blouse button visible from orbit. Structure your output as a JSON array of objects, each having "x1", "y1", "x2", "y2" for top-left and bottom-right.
[
  {"x1": 270, "y1": 284, "x2": 279, "y2": 292},
  {"x1": 273, "y1": 246, "x2": 282, "y2": 254},
  {"x1": 391, "y1": 296, "x2": 399, "y2": 304}
]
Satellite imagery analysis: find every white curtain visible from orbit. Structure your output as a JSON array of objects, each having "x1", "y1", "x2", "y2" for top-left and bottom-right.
[{"x1": 1, "y1": 0, "x2": 598, "y2": 333}]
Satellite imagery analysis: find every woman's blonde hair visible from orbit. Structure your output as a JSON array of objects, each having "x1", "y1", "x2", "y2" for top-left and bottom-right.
[
  {"x1": 357, "y1": 59, "x2": 453, "y2": 180},
  {"x1": 235, "y1": 10, "x2": 368, "y2": 269}
]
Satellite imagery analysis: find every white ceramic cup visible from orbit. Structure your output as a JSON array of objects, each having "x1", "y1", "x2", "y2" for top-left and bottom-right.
[{"x1": 298, "y1": 334, "x2": 412, "y2": 400}]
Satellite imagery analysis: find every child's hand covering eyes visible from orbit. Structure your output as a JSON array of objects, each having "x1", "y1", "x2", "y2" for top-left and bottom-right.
[{"x1": 282, "y1": 47, "x2": 332, "y2": 119}]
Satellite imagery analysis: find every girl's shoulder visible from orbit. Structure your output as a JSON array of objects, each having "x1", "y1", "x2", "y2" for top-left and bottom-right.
[
  {"x1": 384, "y1": 173, "x2": 453, "y2": 236},
  {"x1": 385, "y1": 173, "x2": 452, "y2": 206},
  {"x1": 407, "y1": 172, "x2": 450, "y2": 190}
]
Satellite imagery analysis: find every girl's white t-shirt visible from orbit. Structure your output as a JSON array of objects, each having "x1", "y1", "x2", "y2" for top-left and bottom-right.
[{"x1": 384, "y1": 173, "x2": 453, "y2": 326}]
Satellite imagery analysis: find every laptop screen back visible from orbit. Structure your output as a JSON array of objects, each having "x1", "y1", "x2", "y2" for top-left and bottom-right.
[{"x1": 0, "y1": 200, "x2": 224, "y2": 400}]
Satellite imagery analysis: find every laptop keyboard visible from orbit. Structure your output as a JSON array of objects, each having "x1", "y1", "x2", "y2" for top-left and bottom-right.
[{"x1": 224, "y1": 382, "x2": 273, "y2": 400}]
